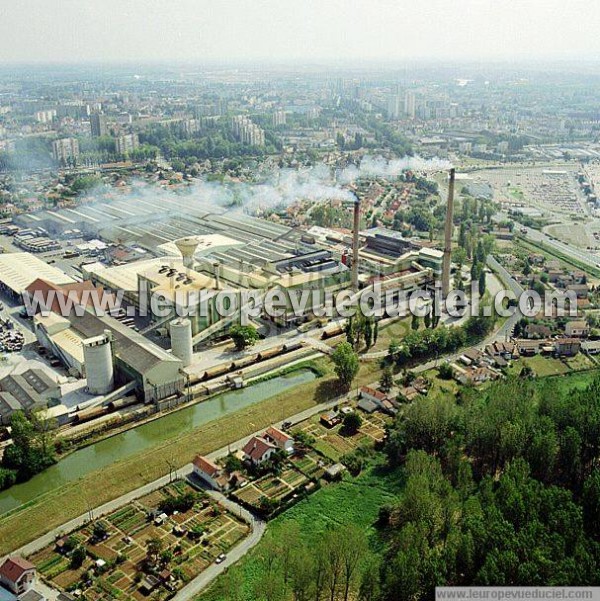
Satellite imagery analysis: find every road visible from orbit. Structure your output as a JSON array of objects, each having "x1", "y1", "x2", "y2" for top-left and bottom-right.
[
  {"x1": 5, "y1": 394, "x2": 347, "y2": 600},
  {"x1": 521, "y1": 225, "x2": 600, "y2": 272},
  {"x1": 171, "y1": 484, "x2": 265, "y2": 601}
]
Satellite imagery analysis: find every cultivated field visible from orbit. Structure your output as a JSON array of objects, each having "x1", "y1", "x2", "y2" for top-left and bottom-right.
[{"x1": 29, "y1": 481, "x2": 249, "y2": 601}]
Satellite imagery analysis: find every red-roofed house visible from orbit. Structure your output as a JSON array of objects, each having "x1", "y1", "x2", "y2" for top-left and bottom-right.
[
  {"x1": 192, "y1": 454, "x2": 222, "y2": 486},
  {"x1": 0, "y1": 556, "x2": 36, "y2": 595},
  {"x1": 264, "y1": 426, "x2": 294, "y2": 454},
  {"x1": 242, "y1": 436, "x2": 277, "y2": 465},
  {"x1": 360, "y1": 386, "x2": 388, "y2": 408}
]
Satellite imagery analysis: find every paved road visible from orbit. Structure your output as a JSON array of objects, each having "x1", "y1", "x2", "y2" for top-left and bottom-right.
[
  {"x1": 522, "y1": 225, "x2": 600, "y2": 271},
  {"x1": 172, "y1": 484, "x2": 265, "y2": 601},
  {"x1": 6, "y1": 394, "x2": 347, "y2": 599}
]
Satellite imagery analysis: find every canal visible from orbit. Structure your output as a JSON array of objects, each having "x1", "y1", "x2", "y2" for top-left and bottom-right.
[{"x1": 0, "y1": 369, "x2": 316, "y2": 515}]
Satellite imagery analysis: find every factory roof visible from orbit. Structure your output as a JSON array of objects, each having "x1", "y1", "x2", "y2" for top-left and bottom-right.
[
  {"x1": 68, "y1": 310, "x2": 181, "y2": 375},
  {"x1": 49, "y1": 328, "x2": 86, "y2": 364},
  {"x1": 0, "y1": 369, "x2": 60, "y2": 409},
  {"x1": 156, "y1": 234, "x2": 244, "y2": 259},
  {"x1": 419, "y1": 247, "x2": 444, "y2": 259},
  {"x1": 0, "y1": 252, "x2": 75, "y2": 295}
]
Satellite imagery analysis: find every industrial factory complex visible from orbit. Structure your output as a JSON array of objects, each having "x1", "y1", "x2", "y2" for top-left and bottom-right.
[{"x1": 0, "y1": 188, "x2": 446, "y2": 430}]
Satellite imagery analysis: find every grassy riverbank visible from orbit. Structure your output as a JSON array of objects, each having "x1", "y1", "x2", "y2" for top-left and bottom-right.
[{"x1": 0, "y1": 358, "x2": 382, "y2": 555}]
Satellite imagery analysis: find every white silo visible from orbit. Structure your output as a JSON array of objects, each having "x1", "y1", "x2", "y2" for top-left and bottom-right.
[
  {"x1": 82, "y1": 330, "x2": 114, "y2": 395},
  {"x1": 170, "y1": 318, "x2": 193, "y2": 366},
  {"x1": 174, "y1": 236, "x2": 199, "y2": 270}
]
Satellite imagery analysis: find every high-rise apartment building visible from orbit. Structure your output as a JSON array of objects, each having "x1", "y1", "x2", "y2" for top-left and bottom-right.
[
  {"x1": 52, "y1": 137, "x2": 79, "y2": 163},
  {"x1": 115, "y1": 133, "x2": 139, "y2": 156},
  {"x1": 90, "y1": 113, "x2": 108, "y2": 137}
]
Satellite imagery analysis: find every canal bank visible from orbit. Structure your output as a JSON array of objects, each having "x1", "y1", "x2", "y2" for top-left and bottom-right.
[
  {"x1": 0, "y1": 358, "x2": 381, "y2": 555},
  {"x1": 0, "y1": 368, "x2": 318, "y2": 516}
]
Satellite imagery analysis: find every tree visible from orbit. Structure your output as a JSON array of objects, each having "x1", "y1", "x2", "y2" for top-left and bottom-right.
[
  {"x1": 380, "y1": 367, "x2": 394, "y2": 393},
  {"x1": 340, "y1": 526, "x2": 368, "y2": 601},
  {"x1": 92, "y1": 521, "x2": 108, "y2": 540},
  {"x1": 224, "y1": 454, "x2": 242, "y2": 473},
  {"x1": 364, "y1": 317, "x2": 374, "y2": 349},
  {"x1": 145, "y1": 537, "x2": 164, "y2": 571},
  {"x1": 290, "y1": 545, "x2": 315, "y2": 601},
  {"x1": 478, "y1": 269, "x2": 486, "y2": 297},
  {"x1": 411, "y1": 314, "x2": 420, "y2": 331},
  {"x1": 437, "y1": 362, "x2": 454, "y2": 380},
  {"x1": 70, "y1": 546, "x2": 86, "y2": 569},
  {"x1": 2, "y1": 411, "x2": 56, "y2": 482},
  {"x1": 331, "y1": 342, "x2": 359, "y2": 391},
  {"x1": 358, "y1": 554, "x2": 381, "y2": 601},
  {"x1": 229, "y1": 325, "x2": 259, "y2": 351},
  {"x1": 341, "y1": 412, "x2": 362, "y2": 436}
]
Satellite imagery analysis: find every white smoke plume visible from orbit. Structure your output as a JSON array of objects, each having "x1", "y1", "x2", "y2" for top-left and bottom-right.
[{"x1": 337, "y1": 154, "x2": 453, "y2": 184}]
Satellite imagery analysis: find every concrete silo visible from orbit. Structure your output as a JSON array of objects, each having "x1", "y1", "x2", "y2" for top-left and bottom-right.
[
  {"x1": 82, "y1": 329, "x2": 114, "y2": 395},
  {"x1": 170, "y1": 318, "x2": 193, "y2": 367}
]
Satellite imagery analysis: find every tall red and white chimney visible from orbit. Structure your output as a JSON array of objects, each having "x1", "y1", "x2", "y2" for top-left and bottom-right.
[{"x1": 442, "y1": 168, "x2": 456, "y2": 297}]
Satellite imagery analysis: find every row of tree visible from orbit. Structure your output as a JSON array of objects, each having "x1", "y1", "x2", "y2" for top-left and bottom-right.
[
  {"x1": 388, "y1": 315, "x2": 495, "y2": 367},
  {"x1": 214, "y1": 523, "x2": 380, "y2": 601},
  {"x1": 0, "y1": 410, "x2": 56, "y2": 490},
  {"x1": 378, "y1": 375, "x2": 600, "y2": 598}
]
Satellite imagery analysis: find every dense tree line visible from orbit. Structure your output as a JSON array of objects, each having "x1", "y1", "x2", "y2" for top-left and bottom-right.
[
  {"x1": 215, "y1": 523, "x2": 379, "y2": 601},
  {"x1": 0, "y1": 410, "x2": 56, "y2": 490},
  {"x1": 388, "y1": 316, "x2": 495, "y2": 367},
  {"x1": 139, "y1": 121, "x2": 281, "y2": 160},
  {"x1": 378, "y1": 376, "x2": 600, "y2": 598}
]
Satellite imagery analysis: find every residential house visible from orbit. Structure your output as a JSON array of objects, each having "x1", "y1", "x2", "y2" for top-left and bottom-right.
[
  {"x1": 357, "y1": 398, "x2": 378, "y2": 413},
  {"x1": 264, "y1": 427, "x2": 294, "y2": 454},
  {"x1": 546, "y1": 269, "x2": 564, "y2": 283},
  {"x1": 0, "y1": 557, "x2": 36, "y2": 596},
  {"x1": 554, "y1": 338, "x2": 581, "y2": 357},
  {"x1": 566, "y1": 283, "x2": 589, "y2": 299},
  {"x1": 565, "y1": 320, "x2": 589, "y2": 338},
  {"x1": 398, "y1": 386, "x2": 420, "y2": 402},
  {"x1": 18, "y1": 591, "x2": 45, "y2": 601},
  {"x1": 516, "y1": 339, "x2": 541, "y2": 356},
  {"x1": 320, "y1": 410, "x2": 341, "y2": 428},
  {"x1": 242, "y1": 436, "x2": 277, "y2": 465},
  {"x1": 582, "y1": 340, "x2": 600, "y2": 355},
  {"x1": 192, "y1": 455, "x2": 229, "y2": 492},
  {"x1": 486, "y1": 340, "x2": 516, "y2": 359},
  {"x1": 359, "y1": 386, "x2": 388, "y2": 408},
  {"x1": 524, "y1": 324, "x2": 552, "y2": 339}
]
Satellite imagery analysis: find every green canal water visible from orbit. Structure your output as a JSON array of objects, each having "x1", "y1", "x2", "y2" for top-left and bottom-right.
[{"x1": 0, "y1": 369, "x2": 316, "y2": 516}]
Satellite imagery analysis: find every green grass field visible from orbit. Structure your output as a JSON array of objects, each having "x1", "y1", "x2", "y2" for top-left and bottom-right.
[{"x1": 198, "y1": 461, "x2": 403, "y2": 601}]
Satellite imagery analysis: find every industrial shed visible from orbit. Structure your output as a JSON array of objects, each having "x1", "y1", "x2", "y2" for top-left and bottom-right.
[
  {"x1": 0, "y1": 368, "x2": 61, "y2": 425},
  {"x1": 0, "y1": 253, "x2": 75, "y2": 300},
  {"x1": 66, "y1": 310, "x2": 185, "y2": 403}
]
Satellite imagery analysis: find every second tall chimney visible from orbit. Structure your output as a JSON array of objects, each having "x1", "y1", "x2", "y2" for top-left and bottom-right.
[
  {"x1": 352, "y1": 199, "x2": 360, "y2": 291},
  {"x1": 442, "y1": 168, "x2": 456, "y2": 298}
]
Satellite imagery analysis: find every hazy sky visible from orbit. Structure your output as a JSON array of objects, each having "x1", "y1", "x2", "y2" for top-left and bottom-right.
[{"x1": 1, "y1": 0, "x2": 598, "y2": 64}]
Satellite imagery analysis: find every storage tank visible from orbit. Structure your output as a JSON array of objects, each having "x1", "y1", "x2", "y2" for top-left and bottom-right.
[
  {"x1": 174, "y1": 237, "x2": 199, "y2": 270},
  {"x1": 82, "y1": 330, "x2": 114, "y2": 395},
  {"x1": 170, "y1": 318, "x2": 193, "y2": 367}
]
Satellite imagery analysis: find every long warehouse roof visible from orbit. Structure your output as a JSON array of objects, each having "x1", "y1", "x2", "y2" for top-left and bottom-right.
[{"x1": 0, "y1": 252, "x2": 76, "y2": 295}]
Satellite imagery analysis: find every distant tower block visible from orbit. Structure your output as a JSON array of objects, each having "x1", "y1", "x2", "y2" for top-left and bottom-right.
[
  {"x1": 170, "y1": 318, "x2": 193, "y2": 367},
  {"x1": 82, "y1": 330, "x2": 114, "y2": 395},
  {"x1": 174, "y1": 236, "x2": 199, "y2": 270}
]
